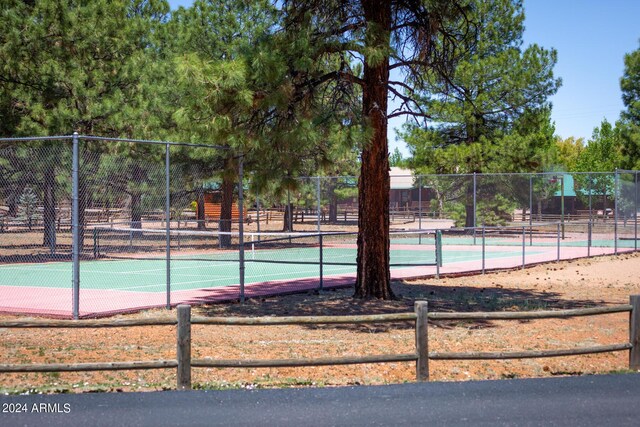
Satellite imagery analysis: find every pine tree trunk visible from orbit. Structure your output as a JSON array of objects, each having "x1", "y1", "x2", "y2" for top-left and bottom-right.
[
  {"x1": 8, "y1": 192, "x2": 18, "y2": 217},
  {"x1": 282, "y1": 203, "x2": 294, "y2": 232},
  {"x1": 196, "y1": 190, "x2": 206, "y2": 230},
  {"x1": 465, "y1": 186, "x2": 475, "y2": 228},
  {"x1": 130, "y1": 193, "x2": 143, "y2": 239},
  {"x1": 327, "y1": 178, "x2": 338, "y2": 223},
  {"x1": 42, "y1": 164, "x2": 57, "y2": 253},
  {"x1": 465, "y1": 201, "x2": 475, "y2": 228},
  {"x1": 219, "y1": 164, "x2": 235, "y2": 248},
  {"x1": 354, "y1": 0, "x2": 393, "y2": 300},
  {"x1": 538, "y1": 199, "x2": 542, "y2": 221},
  {"x1": 329, "y1": 194, "x2": 338, "y2": 223},
  {"x1": 130, "y1": 163, "x2": 144, "y2": 238}
]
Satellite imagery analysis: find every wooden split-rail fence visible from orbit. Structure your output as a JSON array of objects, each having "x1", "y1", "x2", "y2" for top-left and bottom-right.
[{"x1": 0, "y1": 296, "x2": 639, "y2": 390}]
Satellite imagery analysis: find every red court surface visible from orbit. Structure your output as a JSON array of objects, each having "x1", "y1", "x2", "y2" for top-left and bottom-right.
[{"x1": 0, "y1": 243, "x2": 633, "y2": 318}]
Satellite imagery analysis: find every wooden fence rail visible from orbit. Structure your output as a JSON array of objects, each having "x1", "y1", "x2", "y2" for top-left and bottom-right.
[{"x1": 0, "y1": 296, "x2": 638, "y2": 389}]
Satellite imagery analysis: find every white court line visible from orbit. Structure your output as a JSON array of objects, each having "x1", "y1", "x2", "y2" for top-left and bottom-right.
[
  {"x1": 0, "y1": 265, "x2": 72, "y2": 273},
  {"x1": 80, "y1": 261, "x2": 240, "y2": 276},
  {"x1": 115, "y1": 264, "x2": 355, "y2": 292}
]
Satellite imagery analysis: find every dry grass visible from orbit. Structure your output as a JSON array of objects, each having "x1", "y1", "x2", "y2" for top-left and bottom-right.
[{"x1": 1, "y1": 251, "x2": 639, "y2": 394}]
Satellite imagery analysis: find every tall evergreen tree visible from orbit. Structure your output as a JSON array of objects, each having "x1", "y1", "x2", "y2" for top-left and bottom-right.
[
  {"x1": 276, "y1": 0, "x2": 474, "y2": 299},
  {"x1": 168, "y1": 0, "x2": 277, "y2": 238},
  {"x1": 401, "y1": 0, "x2": 560, "y2": 226},
  {"x1": 620, "y1": 42, "x2": 640, "y2": 169},
  {"x1": 170, "y1": 1, "x2": 364, "y2": 234},
  {"x1": 0, "y1": 0, "x2": 170, "y2": 245}
]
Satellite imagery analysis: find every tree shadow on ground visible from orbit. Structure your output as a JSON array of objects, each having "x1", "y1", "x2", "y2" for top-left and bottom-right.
[{"x1": 196, "y1": 279, "x2": 610, "y2": 333}]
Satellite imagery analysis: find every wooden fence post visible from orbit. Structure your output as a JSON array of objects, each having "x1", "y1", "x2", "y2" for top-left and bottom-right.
[
  {"x1": 415, "y1": 301, "x2": 429, "y2": 381},
  {"x1": 177, "y1": 304, "x2": 192, "y2": 390},
  {"x1": 630, "y1": 295, "x2": 640, "y2": 370}
]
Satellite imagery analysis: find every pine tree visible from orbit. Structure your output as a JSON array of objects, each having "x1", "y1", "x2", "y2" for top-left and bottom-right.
[
  {"x1": 275, "y1": 0, "x2": 474, "y2": 298},
  {"x1": 16, "y1": 187, "x2": 40, "y2": 230},
  {"x1": 620, "y1": 43, "x2": 640, "y2": 169},
  {"x1": 402, "y1": 0, "x2": 560, "y2": 227},
  {"x1": 0, "y1": 0, "x2": 171, "y2": 243}
]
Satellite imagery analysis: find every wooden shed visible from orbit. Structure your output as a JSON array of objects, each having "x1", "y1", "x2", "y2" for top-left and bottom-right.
[{"x1": 196, "y1": 191, "x2": 244, "y2": 222}]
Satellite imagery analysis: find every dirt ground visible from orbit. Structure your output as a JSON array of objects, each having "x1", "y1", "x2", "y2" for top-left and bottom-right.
[{"x1": 1, "y1": 251, "x2": 639, "y2": 394}]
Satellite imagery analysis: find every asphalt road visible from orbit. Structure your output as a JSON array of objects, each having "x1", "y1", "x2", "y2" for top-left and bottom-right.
[{"x1": 2, "y1": 374, "x2": 639, "y2": 426}]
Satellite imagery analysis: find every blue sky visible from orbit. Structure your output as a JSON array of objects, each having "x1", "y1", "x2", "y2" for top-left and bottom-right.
[{"x1": 167, "y1": 0, "x2": 640, "y2": 154}]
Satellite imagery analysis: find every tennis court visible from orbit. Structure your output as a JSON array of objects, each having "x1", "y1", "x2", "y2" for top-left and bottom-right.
[
  {"x1": 0, "y1": 242, "x2": 539, "y2": 291},
  {"x1": 4, "y1": 225, "x2": 629, "y2": 317}
]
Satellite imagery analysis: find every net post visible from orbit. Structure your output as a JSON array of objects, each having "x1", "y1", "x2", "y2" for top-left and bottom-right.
[
  {"x1": 414, "y1": 301, "x2": 429, "y2": 381},
  {"x1": 435, "y1": 230, "x2": 442, "y2": 278},
  {"x1": 238, "y1": 155, "x2": 245, "y2": 303},
  {"x1": 72, "y1": 132, "x2": 80, "y2": 320},
  {"x1": 165, "y1": 143, "x2": 171, "y2": 310}
]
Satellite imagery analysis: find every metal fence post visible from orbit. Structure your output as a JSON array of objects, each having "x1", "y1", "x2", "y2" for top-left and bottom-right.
[
  {"x1": 418, "y1": 176, "x2": 422, "y2": 245},
  {"x1": 287, "y1": 189, "x2": 292, "y2": 232},
  {"x1": 557, "y1": 223, "x2": 561, "y2": 262},
  {"x1": 316, "y1": 176, "x2": 321, "y2": 233},
  {"x1": 522, "y1": 226, "x2": 526, "y2": 269},
  {"x1": 529, "y1": 175, "x2": 533, "y2": 246},
  {"x1": 635, "y1": 171, "x2": 638, "y2": 251},
  {"x1": 319, "y1": 233, "x2": 324, "y2": 291},
  {"x1": 435, "y1": 230, "x2": 442, "y2": 278},
  {"x1": 630, "y1": 295, "x2": 640, "y2": 370},
  {"x1": 560, "y1": 175, "x2": 565, "y2": 240},
  {"x1": 177, "y1": 304, "x2": 192, "y2": 390},
  {"x1": 615, "y1": 170, "x2": 619, "y2": 255},
  {"x1": 414, "y1": 301, "x2": 429, "y2": 381},
  {"x1": 473, "y1": 173, "x2": 477, "y2": 245},
  {"x1": 588, "y1": 172, "x2": 593, "y2": 224},
  {"x1": 588, "y1": 221, "x2": 592, "y2": 257},
  {"x1": 482, "y1": 226, "x2": 486, "y2": 274},
  {"x1": 256, "y1": 194, "x2": 261, "y2": 241},
  {"x1": 71, "y1": 132, "x2": 80, "y2": 320},
  {"x1": 165, "y1": 143, "x2": 171, "y2": 309},
  {"x1": 238, "y1": 155, "x2": 245, "y2": 303}
]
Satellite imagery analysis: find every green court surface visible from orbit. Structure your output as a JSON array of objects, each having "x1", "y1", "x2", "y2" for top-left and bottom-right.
[{"x1": 0, "y1": 245, "x2": 539, "y2": 292}]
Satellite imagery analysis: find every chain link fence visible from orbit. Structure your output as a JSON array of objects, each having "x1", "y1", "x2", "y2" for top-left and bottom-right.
[
  {"x1": 0, "y1": 135, "x2": 231, "y2": 317},
  {"x1": 1, "y1": 135, "x2": 639, "y2": 317}
]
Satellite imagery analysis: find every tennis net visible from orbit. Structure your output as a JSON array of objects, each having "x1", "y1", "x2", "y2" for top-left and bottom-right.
[{"x1": 90, "y1": 227, "x2": 440, "y2": 267}]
